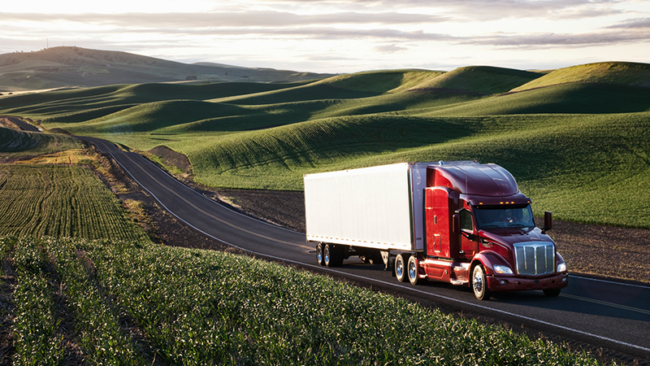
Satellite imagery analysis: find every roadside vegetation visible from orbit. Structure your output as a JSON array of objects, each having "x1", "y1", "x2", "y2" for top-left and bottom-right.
[
  {"x1": 0, "y1": 236, "x2": 605, "y2": 365},
  {"x1": 2, "y1": 61, "x2": 647, "y2": 229}
]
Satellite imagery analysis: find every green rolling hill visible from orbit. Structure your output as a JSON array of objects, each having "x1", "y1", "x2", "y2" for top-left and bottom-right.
[
  {"x1": 2, "y1": 60, "x2": 649, "y2": 229},
  {"x1": 512, "y1": 61, "x2": 650, "y2": 91},
  {"x1": 0, "y1": 125, "x2": 82, "y2": 155},
  {"x1": 409, "y1": 66, "x2": 543, "y2": 94}
]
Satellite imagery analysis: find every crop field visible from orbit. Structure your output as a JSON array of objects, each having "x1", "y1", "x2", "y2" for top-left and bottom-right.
[
  {"x1": 2, "y1": 62, "x2": 650, "y2": 228},
  {"x1": 0, "y1": 236, "x2": 604, "y2": 365},
  {"x1": 0, "y1": 164, "x2": 147, "y2": 240}
]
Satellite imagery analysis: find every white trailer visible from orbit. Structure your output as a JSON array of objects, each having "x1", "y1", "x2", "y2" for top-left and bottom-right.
[{"x1": 304, "y1": 162, "x2": 444, "y2": 267}]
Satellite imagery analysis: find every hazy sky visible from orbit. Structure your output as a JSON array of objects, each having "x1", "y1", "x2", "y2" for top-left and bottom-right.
[{"x1": 2, "y1": 0, "x2": 649, "y2": 73}]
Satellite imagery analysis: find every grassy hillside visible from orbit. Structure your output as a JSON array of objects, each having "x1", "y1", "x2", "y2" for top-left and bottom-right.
[
  {"x1": 315, "y1": 69, "x2": 445, "y2": 93},
  {"x1": 410, "y1": 66, "x2": 542, "y2": 94},
  {"x1": 0, "y1": 82, "x2": 302, "y2": 122},
  {"x1": 0, "y1": 236, "x2": 603, "y2": 365},
  {"x1": 512, "y1": 61, "x2": 650, "y2": 92},
  {"x1": 0, "y1": 126, "x2": 82, "y2": 155},
  {"x1": 4, "y1": 61, "x2": 650, "y2": 229},
  {"x1": 429, "y1": 83, "x2": 650, "y2": 116},
  {"x1": 0, "y1": 47, "x2": 333, "y2": 92}
]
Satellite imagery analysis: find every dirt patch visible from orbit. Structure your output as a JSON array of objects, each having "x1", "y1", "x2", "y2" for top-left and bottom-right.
[
  {"x1": 147, "y1": 146, "x2": 191, "y2": 172},
  {"x1": 547, "y1": 219, "x2": 650, "y2": 283}
]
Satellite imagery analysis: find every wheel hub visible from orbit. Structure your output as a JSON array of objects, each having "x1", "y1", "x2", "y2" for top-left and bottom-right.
[
  {"x1": 408, "y1": 262, "x2": 416, "y2": 280},
  {"x1": 396, "y1": 261, "x2": 403, "y2": 277},
  {"x1": 473, "y1": 271, "x2": 483, "y2": 293}
]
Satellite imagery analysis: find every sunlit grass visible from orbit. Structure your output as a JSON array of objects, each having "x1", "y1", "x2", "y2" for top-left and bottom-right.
[{"x1": 3, "y1": 236, "x2": 606, "y2": 365}]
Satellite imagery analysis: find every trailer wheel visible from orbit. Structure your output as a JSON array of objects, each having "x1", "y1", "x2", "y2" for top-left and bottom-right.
[
  {"x1": 407, "y1": 255, "x2": 420, "y2": 285},
  {"x1": 324, "y1": 244, "x2": 343, "y2": 267},
  {"x1": 543, "y1": 288, "x2": 561, "y2": 297},
  {"x1": 324, "y1": 244, "x2": 333, "y2": 267},
  {"x1": 472, "y1": 265, "x2": 490, "y2": 300},
  {"x1": 316, "y1": 243, "x2": 324, "y2": 266},
  {"x1": 395, "y1": 254, "x2": 408, "y2": 282}
]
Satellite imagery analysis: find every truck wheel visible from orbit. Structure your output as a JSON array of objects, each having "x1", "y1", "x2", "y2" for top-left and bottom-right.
[
  {"x1": 395, "y1": 254, "x2": 408, "y2": 282},
  {"x1": 324, "y1": 244, "x2": 334, "y2": 267},
  {"x1": 472, "y1": 265, "x2": 490, "y2": 300},
  {"x1": 324, "y1": 244, "x2": 343, "y2": 267},
  {"x1": 543, "y1": 288, "x2": 561, "y2": 297},
  {"x1": 407, "y1": 255, "x2": 420, "y2": 285},
  {"x1": 316, "y1": 243, "x2": 324, "y2": 266}
]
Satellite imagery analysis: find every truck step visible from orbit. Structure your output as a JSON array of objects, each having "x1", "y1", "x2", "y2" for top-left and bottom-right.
[{"x1": 450, "y1": 278, "x2": 469, "y2": 286}]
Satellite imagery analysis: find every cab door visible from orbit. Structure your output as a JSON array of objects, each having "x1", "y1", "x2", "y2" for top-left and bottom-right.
[{"x1": 459, "y1": 207, "x2": 479, "y2": 258}]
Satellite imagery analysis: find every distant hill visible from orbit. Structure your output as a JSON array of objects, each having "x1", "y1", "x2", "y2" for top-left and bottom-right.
[
  {"x1": 512, "y1": 62, "x2": 650, "y2": 92},
  {"x1": 409, "y1": 66, "x2": 542, "y2": 95},
  {"x1": 0, "y1": 47, "x2": 335, "y2": 92},
  {"x1": 315, "y1": 69, "x2": 445, "y2": 93}
]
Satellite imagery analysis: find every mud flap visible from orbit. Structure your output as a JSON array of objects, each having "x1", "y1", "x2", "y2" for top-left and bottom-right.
[{"x1": 381, "y1": 250, "x2": 391, "y2": 271}]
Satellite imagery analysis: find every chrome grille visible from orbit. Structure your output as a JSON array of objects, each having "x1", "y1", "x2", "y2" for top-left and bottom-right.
[{"x1": 514, "y1": 242, "x2": 555, "y2": 276}]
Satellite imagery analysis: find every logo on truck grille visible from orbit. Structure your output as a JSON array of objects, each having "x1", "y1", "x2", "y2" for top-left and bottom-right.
[{"x1": 514, "y1": 242, "x2": 555, "y2": 276}]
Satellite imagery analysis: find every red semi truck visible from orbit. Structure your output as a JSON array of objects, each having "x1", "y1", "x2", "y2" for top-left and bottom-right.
[{"x1": 304, "y1": 161, "x2": 568, "y2": 300}]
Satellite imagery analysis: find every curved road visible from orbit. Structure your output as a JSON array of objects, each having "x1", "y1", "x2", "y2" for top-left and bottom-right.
[{"x1": 82, "y1": 136, "x2": 650, "y2": 361}]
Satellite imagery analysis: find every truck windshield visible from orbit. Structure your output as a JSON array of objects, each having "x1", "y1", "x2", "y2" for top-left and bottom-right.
[{"x1": 474, "y1": 205, "x2": 535, "y2": 229}]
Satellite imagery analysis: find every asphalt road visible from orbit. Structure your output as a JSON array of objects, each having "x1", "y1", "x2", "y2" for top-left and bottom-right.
[{"x1": 82, "y1": 136, "x2": 650, "y2": 361}]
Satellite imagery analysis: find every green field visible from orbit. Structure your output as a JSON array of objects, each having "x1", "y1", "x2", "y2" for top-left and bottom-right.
[
  {"x1": 0, "y1": 164, "x2": 147, "y2": 240},
  {"x1": 0, "y1": 236, "x2": 604, "y2": 365},
  {"x1": 2, "y1": 62, "x2": 650, "y2": 228}
]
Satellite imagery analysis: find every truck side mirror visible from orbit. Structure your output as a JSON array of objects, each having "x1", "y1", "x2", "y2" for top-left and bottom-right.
[
  {"x1": 542, "y1": 211, "x2": 552, "y2": 233},
  {"x1": 453, "y1": 214, "x2": 460, "y2": 233}
]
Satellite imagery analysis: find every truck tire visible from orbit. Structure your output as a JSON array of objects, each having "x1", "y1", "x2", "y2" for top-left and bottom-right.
[
  {"x1": 395, "y1": 254, "x2": 409, "y2": 282},
  {"x1": 543, "y1": 288, "x2": 561, "y2": 297},
  {"x1": 472, "y1": 265, "x2": 490, "y2": 300},
  {"x1": 324, "y1": 244, "x2": 343, "y2": 267},
  {"x1": 407, "y1": 255, "x2": 420, "y2": 285},
  {"x1": 316, "y1": 243, "x2": 324, "y2": 266}
]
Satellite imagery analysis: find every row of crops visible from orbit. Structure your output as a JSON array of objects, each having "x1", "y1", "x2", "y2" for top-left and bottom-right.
[
  {"x1": 0, "y1": 236, "x2": 604, "y2": 365},
  {"x1": 0, "y1": 164, "x2": 147, "y2": 241}
]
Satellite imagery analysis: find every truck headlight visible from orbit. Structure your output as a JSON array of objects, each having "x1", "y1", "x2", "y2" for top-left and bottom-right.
[
  {"x1": 557, "y1": 263, "x2": 567, "y2": 272},
  {"x1": 493, "y1": 265, "x2": 513, "y2": 275}
]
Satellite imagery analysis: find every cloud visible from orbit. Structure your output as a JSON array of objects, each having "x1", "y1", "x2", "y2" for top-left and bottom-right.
[
  {"x1": 256, "y1": 0, "x2": 624, "y2": 20},
  {"x1": 606, "y1": 17, "x2": 650, "y2": 28},
  {"x1": 463, "y1": 29, "x2": 650, "y2": 47},
  {"x1": 0, "y1": 10, "x2": 446, "y2": 28},
  {"x1": 373, "y1": 44, "x2": 407, "y2": 53}
]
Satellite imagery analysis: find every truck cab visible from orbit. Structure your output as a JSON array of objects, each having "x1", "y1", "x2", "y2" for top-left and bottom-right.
[{"x1": 409, "y1": 162, "x2": 568, "y2": 300}]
